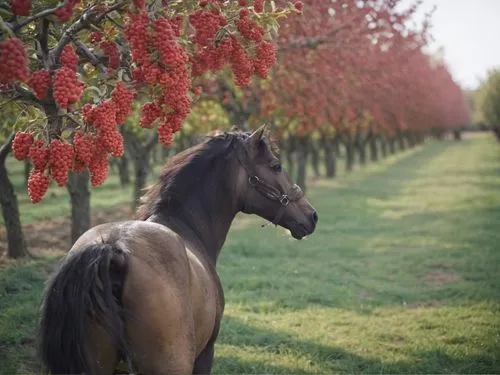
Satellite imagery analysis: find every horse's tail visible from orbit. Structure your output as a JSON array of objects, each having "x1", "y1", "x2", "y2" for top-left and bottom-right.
[{"x1": 38, "y1": 243, "x2": 130, "y2": 374}]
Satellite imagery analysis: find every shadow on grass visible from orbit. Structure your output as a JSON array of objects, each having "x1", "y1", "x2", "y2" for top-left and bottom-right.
[{"x1": 215, "y1": 315, "x2": 499, "y2": 374}]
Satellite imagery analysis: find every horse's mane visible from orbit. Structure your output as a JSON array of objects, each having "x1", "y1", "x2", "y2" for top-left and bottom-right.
[
  {"x1": 136, "y1": 131, "x2": 248, "y2": 220},
  {"x1": 136, "y1": 127, "x2": 281, "y2": 220}
]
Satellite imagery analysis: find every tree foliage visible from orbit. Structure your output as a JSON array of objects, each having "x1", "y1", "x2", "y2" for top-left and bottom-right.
[{"x1": 0, "y1": 0, "x2": 300, "y2": 203}]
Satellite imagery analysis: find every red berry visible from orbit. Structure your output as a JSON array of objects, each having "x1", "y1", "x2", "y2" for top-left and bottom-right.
[
  {"x1": 12, "y1": 131, "x2": 34, "y2": 160},
  {"x1": 100, "y1": 40, "x2": 120, "y2": 70},
  {"x1": 49, "y1": 139, "x2": 74, "y2": 186},
  {"x1": 111, "y1": 82, "x2": 134, "y2": 124},
  {"x1": 28, "y1": 140, "x2": 49, "y2": 171},
  {"x1": 254, "y1": 0, "x2": 264, "y2": 13},
  {"x1": 11, "y1": 0, "x2": 31, "y2": 16},
  {"x1": 60, "y1": 44, "x2": 79, "y2": 70},
  {"x1": 0, "y1": 37, "x2": 30, "y2": 84},
  {"x1": 73, "y1": 130, "x2": 93, "y2": 165},
  {"x1": 28, "y1": 70, "x2": 51, "y2": 99},
  {"x1": 28, "y1": 169, "x2": 50, "y2": 203},
  {"x1": 294, "y1": 1, "x2": 303, "y2": 12},
  {"x1": 53, "y1": 67, "x2": 84, "y2": 108}
]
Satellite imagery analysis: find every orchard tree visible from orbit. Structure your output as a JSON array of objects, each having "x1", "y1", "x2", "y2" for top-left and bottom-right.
[
  {"x1": 0, "y1": 103, "x2": 33, "y2": 258},
  {"x1": 0, "y1": 0, "x2": 300, "y2": 245},
  {"x1": 475, "y1": 68, "x2": 500, "y2": 142}
]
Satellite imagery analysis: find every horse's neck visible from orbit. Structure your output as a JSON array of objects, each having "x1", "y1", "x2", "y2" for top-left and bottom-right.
[{"x1": 152, "y1": 170, "x2": 241, "y2": 265}]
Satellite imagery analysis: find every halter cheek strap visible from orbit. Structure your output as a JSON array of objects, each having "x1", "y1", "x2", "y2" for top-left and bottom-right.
[{"x1": 236, "y1": 148, "x2": 304, "y2": 226}]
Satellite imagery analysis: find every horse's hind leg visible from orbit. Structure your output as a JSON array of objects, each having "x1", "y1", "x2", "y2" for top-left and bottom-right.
[{"x1": 122, "y1": 259, "x2": 196, "y2": 374}]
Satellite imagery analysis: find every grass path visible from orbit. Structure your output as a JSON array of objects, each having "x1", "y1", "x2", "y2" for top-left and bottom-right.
[
  {"x1": 1, "y1": 133, "x2": 499, "y2": 374},
  {"x1": 214, "y1": 134, "x2": 500, "y2": 374}
]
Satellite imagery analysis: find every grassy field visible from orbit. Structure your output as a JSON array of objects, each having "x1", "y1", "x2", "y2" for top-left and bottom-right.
[{"x1": 1, "y1": 133, "x2": 499, "y2": 374}]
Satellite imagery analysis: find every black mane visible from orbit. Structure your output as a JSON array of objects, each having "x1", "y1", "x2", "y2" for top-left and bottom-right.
[{"x1": 136, "y1": 131, "x2": 250, "y2": 220}]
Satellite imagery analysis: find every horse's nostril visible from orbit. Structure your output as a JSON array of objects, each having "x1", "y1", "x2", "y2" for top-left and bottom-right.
[{"x1": 312, "y1": 210, "x2": 318, "y2": 224}]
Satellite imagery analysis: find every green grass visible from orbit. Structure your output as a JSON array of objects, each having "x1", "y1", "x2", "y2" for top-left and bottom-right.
[{"x1": 1, "y1": 133, "x2": 500, "y2": 374}]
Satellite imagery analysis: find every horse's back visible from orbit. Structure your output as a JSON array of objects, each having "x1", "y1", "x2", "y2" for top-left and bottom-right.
[{"x1": 69, "y1": 220, "x2": 220, "y2": 372}]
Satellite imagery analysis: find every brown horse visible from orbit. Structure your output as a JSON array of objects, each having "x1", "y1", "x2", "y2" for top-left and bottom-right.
[{"x1": 38, "y1": 125, "x2": 318, "y2": 375}]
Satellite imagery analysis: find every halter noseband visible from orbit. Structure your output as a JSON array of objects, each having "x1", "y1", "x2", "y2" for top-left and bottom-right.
[{"x1": 236, "y1": 146, "x2": 304, "y2": 226}]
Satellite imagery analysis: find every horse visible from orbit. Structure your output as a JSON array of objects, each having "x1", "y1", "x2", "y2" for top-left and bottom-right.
[{"x1": 37, "y1": 125, "x2": 318, "y2": 375}]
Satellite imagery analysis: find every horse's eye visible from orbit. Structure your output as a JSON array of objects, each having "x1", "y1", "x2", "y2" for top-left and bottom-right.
[{"x1": 271, "y1": 163, "x2": 282, "y2": 172}]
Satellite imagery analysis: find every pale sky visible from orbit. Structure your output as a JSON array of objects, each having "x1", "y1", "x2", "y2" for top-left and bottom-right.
[{"x1": 400, "y1": 0, "x2": 500, "y2": 90}]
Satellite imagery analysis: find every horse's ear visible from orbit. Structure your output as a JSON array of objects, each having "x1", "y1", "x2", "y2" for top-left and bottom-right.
[{"x1": 246, "y1": 124, "x2": 266, "y2": 150}]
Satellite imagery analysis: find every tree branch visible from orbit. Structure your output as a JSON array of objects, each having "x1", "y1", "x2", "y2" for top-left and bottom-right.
[
  {"x1": 72, "y1": 39, "x2": 107, "y2": 73},
  {"x1": 51, "y1": 1, "x2": 126, "y2": 65},
  {"x1": 145, "y1": 132, "x2": 159, "y2": 152},
  {"x1": 3, "y1": 86, "x2": 45, "y2": 109},
  {"x1": 13, "y1": 0, "x2": 70, "y2": 31},
  {"x1": 0, "y1": 133, "x2": 15, "y2": 163}
]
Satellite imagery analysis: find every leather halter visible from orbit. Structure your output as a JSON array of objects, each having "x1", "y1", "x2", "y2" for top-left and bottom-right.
[{"x1": 235, "y1": 145, "x2": 304, "y2": 226}]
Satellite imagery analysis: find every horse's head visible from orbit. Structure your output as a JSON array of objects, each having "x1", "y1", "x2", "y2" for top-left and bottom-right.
[{"x1": 235, "y1": 125, "x2": 318, "y2": 239}]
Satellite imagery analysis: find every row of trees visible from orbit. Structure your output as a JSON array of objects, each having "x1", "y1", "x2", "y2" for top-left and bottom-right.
[
  {"x1": 1, "y1": 0, "x2": 470, "y2": 259},
  {"x1": 470, "y1": 68, "x2": 500, "y2": 141}
]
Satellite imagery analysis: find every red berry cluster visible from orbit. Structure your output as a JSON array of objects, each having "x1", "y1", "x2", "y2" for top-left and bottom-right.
[
  {"x1": 254, "y1": 0, "x2": 264, "y2": 13},
  {"x1": 11, "y1": 0, "x2": 31, "y2": 16},
  {"x1": 55, "y1": 0, "x2": 81, "y2": 22},
  {"x1": 88, "y1": 149, "x2": 109, "y2": 186},
  {"x1": 253, "y1": 41, "x2": 277, "y2": 78},
  {"x1": 49, "y1": 139, "x2": 74, "y2": 186},
  {"x1": 28, "y1": 170, "x2": 50, "y2": 204},
  {"x1": 73, "y1": 131, "x2": 93, "y2": 166},
  {"x1": 294, "y1": 1, "x2": 304, "y2": 12},
  {"x1": 29, "y1": 140, "x2": 49, "y2": 170},
  {"x1": 140, "y1": 102, "x2": 162, "y2": 128},
  {"x1": 89, "y1": 31, "x2": 102, "y2": 43},
  {"x1": 12, "y1": 132, "x2": 34, "y2": 160},
  {"x1": 0, "y1": 37, "x2": 30, "y2": 84},
  {"x1": 189, "y1": 9, "x2": 227, "y2": 46},
  {"x1": 53, "y1": 67, "x2": 84, "y2": 108},
  {"x1": 28, "y1": 70, "x2": 51, "y2": 100},
  {"x1": 25, "y1": 139, "x2": 50, "y2": 203},
  {"x1": 124, "y1": 12, "x2": 151, "y2": 66},
  {"x1": 100, "y1": 40, "x2": 121, "y2": 70},
  {"x1": 111, "y1": 82, "x2": 134, "y2": 124},
  {"x1": 236, "y1": 13, "x2": 264, "y2": 42},
  {"x1": 190, "y1": 7, "x2": 277, "y2": 86},
  {"x1": 124, "y1": 11, "x2": 192, "y2": 145},
  {"x1": 60, "y1": 44, "x2": 79, "y2": 70}
]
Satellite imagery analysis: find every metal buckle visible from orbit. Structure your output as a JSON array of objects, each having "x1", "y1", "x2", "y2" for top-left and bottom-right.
[
  {"x1": 248, "y1": 176, "x2": 259, "y2": 186},
  {"x1": 279, "y1": 195, "x2": 290, "y2": 206}
]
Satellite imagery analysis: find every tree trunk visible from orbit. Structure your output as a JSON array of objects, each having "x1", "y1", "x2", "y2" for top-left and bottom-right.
[
  {"x1": 369, "y1": 136, "x2": 378, "y2": 162},
  {"x1": 494, "y1": 127, "x2": 500, "y2": 142},
  {"x1": 67, "y1": 170, "x2": 91, "y2": 244},
  {"x1": 0, "y1": 147, "x2": 28, "y2": 259},
  {"x1": 345, "y1": 137, "x2": 355, "y2": 172},
  {"x1": 334, "y1": 136, "x2": 341, "y2": 157},
  {"x1": 133, "y1": 153, "x2": 151, "y2": 210},
  {"x1": 285, "y1": 136, "x2": 296, "y2": 181},
  {"x1": 389, "y1": 137, "x2": 396, "y2": 154},
  {"x1": 453, "y1": 129, "x2": 462, "y2": 141},
  {"x1": 380, "y1": 136, "x2": 387, "y2": 157},
  {"x1": 322, "y1": 136, "x2": 336, "y2": 178},
  {"x1": 397, "y1": 132, "x2": 405, "y2": 151},
  {"x1": 407, "y1": 132, "x2": 416, "y2": 148},
  {"x1": 24, "y1": 159, "x2": 31, "y2": 188},
  {"x1": 310, "y1": 139, "x2": 320, "y2": 177},
  {"x1": 357, "y1": 142, "x2": 367, "y2": 166},
  {"x1": 296, "y1": 137, "x2": 309, "y2": 193},
  {"x1": 117, "y1": 154, "x2": 130, "y2": 187}
]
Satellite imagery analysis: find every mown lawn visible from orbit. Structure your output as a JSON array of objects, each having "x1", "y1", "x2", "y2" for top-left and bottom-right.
[{"x1": 1, "y1": 133, "x2": 499, "y2": 374}]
